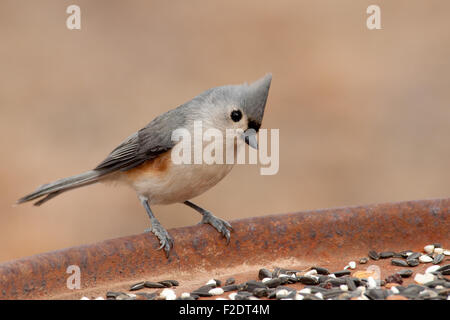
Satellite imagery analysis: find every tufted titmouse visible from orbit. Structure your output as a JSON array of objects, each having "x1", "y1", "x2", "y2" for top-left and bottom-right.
[{"x1": 17, "y1": 74, "x2": 272, "y2": 256}]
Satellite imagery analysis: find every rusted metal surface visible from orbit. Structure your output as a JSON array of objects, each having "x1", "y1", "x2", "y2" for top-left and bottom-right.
[{"x1": 0, "y1": 198, "x2": 448, "y2": 299}]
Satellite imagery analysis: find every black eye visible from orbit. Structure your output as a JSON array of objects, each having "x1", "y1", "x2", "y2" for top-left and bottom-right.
[{"x1": 230, "y1": 110, "x2": 242, "y2": 122}]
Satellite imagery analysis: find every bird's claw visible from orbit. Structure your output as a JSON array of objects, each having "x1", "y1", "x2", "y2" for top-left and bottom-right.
[
  {"x1": 200, "y1": 212, "x2": 233, "y2": 244},
  {"x1": 145, "y1": 222, "x2": 174, "y2": 257}
]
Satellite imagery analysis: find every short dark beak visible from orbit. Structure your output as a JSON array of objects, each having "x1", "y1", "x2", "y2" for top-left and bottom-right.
[{"x1": 242, "y1": 128, "x2": 258, "y2": 150}]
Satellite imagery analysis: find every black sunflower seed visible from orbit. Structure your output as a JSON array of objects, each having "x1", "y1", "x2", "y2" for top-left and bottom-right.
[
  {"x1": 106, "y1": 291, "x2": 124, "y2": 299},
  {"x1": 391, "y1": 259, "x2": 408, "y2": 267},
  {"x1": 399, "y1": 250, "x2": 413, "y2": 258},
  {"x1": 144, "y1": 281, "x2": 165, "y2": 288},
  {"x1": 365, "y1": 288, "x2": 387, "y2": 300},
  {"x1": 406, "y1": 259, "x2": 420, "y2": 267},
  {"x1": 325, "y1": 278, "x2": 347, "y2": 286},
  {"x1": 191, "y1": 285, "x2": 214, "y2": 297},
  {"x1": 322, "y1": 288, "x2": 344, "y2": 299},
  {"x1": 129, "y1": 282, "x2": 145, "y2": 291},
  {"x1": 396, "y1": 269, "x2": 413, "y2": 278},
  {"x1": 333, "y1": 270, "x2": 351, "y2": 277},
  {"x1": 158, "y1": 280, "x2": 173, "y2": 288},
  {"x1": 408, "y1": 252, "x2": 421, "y2": 260},
  {"x1": 346, "y1": 278, "x2": 357, "y2": 291},
  {"x1": 297, "y1": 276, "x2": 319, "y2": 285},
  {"x1": 136, "y1": 292, "x2": 157, "y2": 300},
  {"x1": 312, "y1": 266, "x2": 330, "y2": 275},
  {"x1": 425, "y1": 280, "x2": 446, "y2": 288},
  {"x1": 272, "y1": 267, "x2": 282, "y2": 278},
  {"x1": 243, "y1": 280, "x2": 267, "y2": 292},
  {"x1": 222, "y1": 284, "x2": 239, "y2": 292},
  {"x1": 433, "y1": 254, "x2": 444, "y2": 265},
  {"x1": 166, "y1": 280, "x2": 179, "y2": 286},
  {"x1": 225, "y1": 277, "x2": 235, "y2": 285},
  {"x1": 369, "y1": 250, "x2": 380, "y2": 260},
  {"x1": 436, "y1": 264, "x2": 450, "y2": 273},
  {"x1": 253, "y1": 287, "x2": 269, "y2": 297},
  {"x1": 264, "y1": 278, "x2": 282, "y2": 288},
  {"x1": 258, "y1": 268, "x2": 272, "y2": 280},
  {"x1": 380, "y1": 251, "x2": 395, "y2": 259}
]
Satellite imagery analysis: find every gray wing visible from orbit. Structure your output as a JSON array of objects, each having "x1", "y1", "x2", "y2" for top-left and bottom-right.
[{"x1": 94, "y1": 109, "x2": 185, "y2": 173}]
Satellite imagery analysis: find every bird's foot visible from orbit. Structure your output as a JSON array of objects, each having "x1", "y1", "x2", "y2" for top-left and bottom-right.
[
  {"x1": 145, "y1": 220, "x2": 174, "y2": 257},
  {"x1": 200, "y1": 212, "x2": 232, "y2": 244}
]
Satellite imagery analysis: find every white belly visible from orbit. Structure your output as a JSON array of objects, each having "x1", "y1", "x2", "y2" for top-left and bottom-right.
[{"x1": 128, "y1": 162, "x2": 234, "y2": 205}]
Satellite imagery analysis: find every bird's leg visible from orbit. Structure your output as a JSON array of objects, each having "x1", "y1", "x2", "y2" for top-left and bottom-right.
[
  {"x1": 139, "y1": 195, "x2": 173, "y2": 257},
  {"x1": 184, "y1": 200, "x2": 232, "y2": 244}
]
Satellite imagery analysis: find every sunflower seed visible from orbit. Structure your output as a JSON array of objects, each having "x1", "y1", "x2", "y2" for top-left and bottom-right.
[
  {"x1": 369, "y1": 250, "x2": 380, "y2": 260},
  {"x1": 264, "y1": 278, "x2": 282, "y2": 288},
  {"x1": 424, "y1": 245, "x2": 435, "y2": 254},
  {"x1": 129, "y1": 282, "x2": 145, "y2": 291},
  {"x1": 275, "y1": 289, "x2": 289, "y2": 299},
  {"x1": 380, "y1": 251, "x2": 395, "y2": 259},
  {"x1": 365, "y1": 288, "x2": 387, "y2": 300},
  {"x1": 312, "y1": 266, "x2": 330, "y2": 275},
  {"x1": 144, "y1": 281, "x2": 165, "y2": 288},
  {"x1": 158, "y1": 280, "x2": 173, "y2": 288},
  {"x1": 407, "y1": 259, "x2": 420, "y2": 267},
  {"x1": 160, "y1": 288, "x2": 176, "y2": 300},
  {"x1": 425, "y1": 280, "x2": 446, "y2": 288},
  {"x1": 243, "y1": 280, "x2": 267, "y2": 292},
  {"x1": 433, "y1": 254, "x2": 444, "y2": 265},
  {"x1": 434, "y1": 247, "x2": 444, "y2": 254},
  {"x1": 166, "y1": 280, "x2": 179, "y2": 286},
  {"x1": 253, "y1": 287, "x2": 269, "y2": 297},
  {"x1": 391, "y1": 259, "x2": 408, "y2": 267},
  {"x1": 346, "y1": 278, "x2": 357, "y2": 291},
  {"x1": 106, "y1": 291, "x2": 124, "y2": 299},
  {"x1": 426, "y1": 265, "x2": 440, "y2": 274},
  {"x1": 225, "y1": 277, "x2": 235, "y2": 285},
  {"x1": 408, "y1": 252, "x2": 421, "y2": 260},
  {"x1": 191, "y1": 285, "x2": 215, "y2": 297},
  {"x1": 272, "y1": 267, "x2": 282, "y2": 278},
  {"x1": 299, "y1": 288, "x2": 312, "y2": 294},
  {"x1": 419, "y1": 255, "x2": 433, "y2": 263},
  {"x1": 136, "y1": 292, "x2": 157, "y2": 300},
  {"x1": 297, "y1": 276, "x2": 319, "y2": 285},
  {"x1": 222, "y1": 284, "x2": 239, "y2": 292},
  {"x1": 208, "y1": 287, "x2": 224, "y2": 296},
  {"x1": 396, "y1": 269, "x2": 413, "y2": 278},
  {"x1": 205, "y1": 279, "x2": 217, "y2": 287},
  {"x1": 399, "y1": 250, "x2": 413, "y2": 258},
  {"x1": 333, "y1": 270, "x2": 351, "y2": 277},
  {"x1": 436, "y1": 264, "x2": 450, "y2": 273},
  {"x1": 414, "y1": 273, "x2": 435, "y2": 285},
  {"x1": 304, "y1": 269, "x2": 318, "y2": 277}
]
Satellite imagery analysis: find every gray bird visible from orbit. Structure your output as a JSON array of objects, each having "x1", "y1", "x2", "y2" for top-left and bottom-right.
[{"x1": 17, "y1": 74, "x2": 272, "y2": 256}]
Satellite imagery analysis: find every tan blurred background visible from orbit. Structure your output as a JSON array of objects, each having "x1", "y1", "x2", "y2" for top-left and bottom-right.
[{"x1": 1, "y1": 0, "x2": 449, "y2": 262}]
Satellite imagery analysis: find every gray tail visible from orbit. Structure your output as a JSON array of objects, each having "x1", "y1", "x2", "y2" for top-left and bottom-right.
[{"x1": 17, "y1": 170, "x2": 103, "y2": 206}]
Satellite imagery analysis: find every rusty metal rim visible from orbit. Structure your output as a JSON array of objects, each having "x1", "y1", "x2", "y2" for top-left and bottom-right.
[{"x1": 0, "y1": 198, "x2": 448, "y2": 299}]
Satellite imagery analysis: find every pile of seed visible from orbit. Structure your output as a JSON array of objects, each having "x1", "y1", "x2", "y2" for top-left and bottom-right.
[{"x1": 82, "y1": 243, "x2": 449, "y2": 300}]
